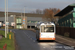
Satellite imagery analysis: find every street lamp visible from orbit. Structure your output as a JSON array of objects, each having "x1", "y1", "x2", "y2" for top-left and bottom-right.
[
  {"x1": 5, "y1": 0, "x2": 7, "y2": 38},
  {"x1": 7, "y1": 0, "x2": 8, "y2": 34},
  {"x1": 24, "y1": 7, "x2": 26, "y2": 29}
]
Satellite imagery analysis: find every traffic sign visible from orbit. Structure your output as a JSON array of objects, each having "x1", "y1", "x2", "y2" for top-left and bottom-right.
[
  {"x1": 23, "y1": 20, "x2": 25, "y2": 21},
  {"x1": 6, "y1": 22, "x2": 9, "y2": 25},
  {"x1": 23, "y1": 22, "x2": 25, "y2": 24},
  {"x1": 23, "y1": 18, "x2": 25, "y2": 20}
]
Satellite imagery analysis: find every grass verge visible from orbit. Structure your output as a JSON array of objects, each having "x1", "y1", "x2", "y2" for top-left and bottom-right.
[{"x1": 0, "y1": 30, "x2": 15, "y2": 50}]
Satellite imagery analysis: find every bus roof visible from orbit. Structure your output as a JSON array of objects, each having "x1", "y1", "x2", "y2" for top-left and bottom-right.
[{"x1": 40, "y1": 22, "x2": 55, "y2": 25}]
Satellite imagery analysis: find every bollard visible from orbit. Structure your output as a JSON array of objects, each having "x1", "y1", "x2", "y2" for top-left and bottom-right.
[
  {"x1": 3, "y1": 44, "x2": 7, "y2": 50},
  {"x1": 9, "y1": 34, "x2": 11, "y2": 39}
]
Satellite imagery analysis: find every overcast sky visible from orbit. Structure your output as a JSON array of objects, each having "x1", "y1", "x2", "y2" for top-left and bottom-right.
[{"x1": 0, "y1": 0, "x2": 75, "y2": 13}]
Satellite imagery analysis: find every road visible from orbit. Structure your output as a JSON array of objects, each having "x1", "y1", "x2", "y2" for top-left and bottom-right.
[
  {"x1": 12, "y1": 29, "x2": 75, "y2": 50},
  {"x1": 0, "y1": 29, "x2": 75, "y2": 50}
]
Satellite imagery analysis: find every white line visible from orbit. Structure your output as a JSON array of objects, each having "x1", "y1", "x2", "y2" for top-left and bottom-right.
[
  {"x1": 43, "y1": 47, "x2": 46, "y2": 48},
  {"x1": 33, "y1": 40, "x2": 35, "y2": 42},
  {"x1": 30, "y1": 38, "x2": 32, "y2": 39},
  {"x1": 13, "y1": 31, "x2": 15, "y2": 33},
  {"x1": 27, "y1": 35, "x2": 28, "y2": 36},
  {"x1": 23, "y1": 31, "x2": 25, "y2": 33}
]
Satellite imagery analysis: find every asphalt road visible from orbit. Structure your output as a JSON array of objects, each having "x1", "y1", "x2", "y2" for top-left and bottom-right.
[{"x1": 0, "y1": 29, "x2": 75, "y2": 50}]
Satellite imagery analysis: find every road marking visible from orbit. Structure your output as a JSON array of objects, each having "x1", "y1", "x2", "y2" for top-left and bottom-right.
[
  {"x1": 33, "y1": 40, "x2": 35, "y2": 42},
  {"x1": 27, "y1": 36, "x2": 29, "y2": 37},
  {"x1": 31, "y1": 38, "x2": 32, "y2": 40},
  {"x1": 23, "y1": 31, "x2": 36, "y2": 42},
  {"x1": 13, "y1": 31, "x2": 15, "y2": 33},
  {"x1": 23, "y1": 31, "x2": 26, "y2": 34},
  {"x1": 43, "y1": 47, "x2": 46, "y2": 48},
  {"x1": 26, "y1": 34, "x2": 28, "y2": 36}
]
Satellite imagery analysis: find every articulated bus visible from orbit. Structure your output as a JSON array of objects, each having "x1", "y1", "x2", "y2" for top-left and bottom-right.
[{"x1": 36, "y1": 22, "x2": 56, "y2": 41}]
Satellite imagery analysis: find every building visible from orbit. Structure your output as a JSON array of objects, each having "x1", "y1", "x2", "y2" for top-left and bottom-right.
[
  {"x1": 0, "y1": 11, "x2": 43, "y2": 29},
  {"x1": 55, "y1": 3, "x2": 75, "y2": 28}
]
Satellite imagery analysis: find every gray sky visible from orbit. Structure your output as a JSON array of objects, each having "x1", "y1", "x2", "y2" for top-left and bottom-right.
[{"x1": 0, "y1": 0, "x2": 75, "y2": 13}]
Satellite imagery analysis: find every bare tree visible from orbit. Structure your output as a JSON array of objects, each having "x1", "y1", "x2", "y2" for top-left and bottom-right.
[
  {"x1": 42, "y1": 8, "x2": 60, "y2": 23},
  {"x1": 36, "y1": 9, "x2": 42, "y2": 14}
]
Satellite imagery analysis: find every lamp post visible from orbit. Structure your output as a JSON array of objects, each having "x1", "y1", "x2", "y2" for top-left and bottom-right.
[
  {"x1": 24, "y1": 7, "x2": 25, "y2": 29},
  {"x1": 21, "y1": 9, "x2": 23, "y2": 29},
  {"x1": 5, "y1": 0, "x2": 7, "y2": 38},
  {"x1": 7, "y1": 0, "x2": 8, "y2": 34}
]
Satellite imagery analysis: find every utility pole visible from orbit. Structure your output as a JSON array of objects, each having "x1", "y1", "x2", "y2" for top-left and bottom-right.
[
  {"x1": 7, "y1": 0, "x2": 8, "y2": 34},
  {"x1": 5, "y1": 0, "x2": 7, "y2": 38},
  {"x1": 21, "y1": 9, "x2": 22, "y2": 29},
  {"x1": 21, "y1": 9, "x2": 22, "y2": 20}
]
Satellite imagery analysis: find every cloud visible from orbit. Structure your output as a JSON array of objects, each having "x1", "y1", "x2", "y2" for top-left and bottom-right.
[
  {"x1": 11, "y1": 0, "x2": 75, "y2": 9},
  {"x1": 5, "y1": 8, "x2": 36, "y2": 13},
  {"x1": 0, "y1": 0, "x2": 75, "y2": 13}
]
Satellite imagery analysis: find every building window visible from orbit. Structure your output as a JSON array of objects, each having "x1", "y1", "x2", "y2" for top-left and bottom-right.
[
  {"x1": 65, "y1": 21, "x2": 66, "y2": 26},
  {"x1": 73, "y1": 17, "x2": 75, "y2": 23},
  {"x1": 70, "y1": 19, "x2": 71, "y2": 24},
  {"x1": 35, "y1": 21, "x2": 38, "y2": 23},
  {"x1": 16, "y1": 18, "x2": 21, "y2": 23},
  {"x1": 31, "y1": 21, "x2": 35, "y2": 23},
  {"x1": 62, "y1": 22, "x2": 63, "y2": 26},
  {"x1": 67, "y1": 20, "x2": 68, "y2": 24},
  {"x1": 28, "y1": 21, "x2": 39, "y2": 23},
  {"x1": 28, "y1": 21, "x2": 31, "y2": 23},
  {"x1": 73, "y1": 8, "x2": 75, "y2": 12}
]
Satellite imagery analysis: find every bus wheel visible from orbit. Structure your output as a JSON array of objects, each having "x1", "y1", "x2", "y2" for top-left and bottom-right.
[
  {"x1": 36, "y1": 38, "x2": 40, "y2": 41},
  {"x1": 37, "y1": 39, "x2": 40, "y2": 42},
  {"x1": 52, "y1": 40, "x2": 55, "y2": 42}
]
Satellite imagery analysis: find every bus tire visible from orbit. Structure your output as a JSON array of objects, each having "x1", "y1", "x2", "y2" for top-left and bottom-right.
[
  {"x1": 36, "y1": 38, "x2": 39, "y2": 41},
  {"x1": 52, "y1": 40, "x2": 55, "y2": 42}
]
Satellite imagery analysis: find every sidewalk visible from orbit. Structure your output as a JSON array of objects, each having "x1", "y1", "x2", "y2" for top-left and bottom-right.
[{"x1": 56, "y1": 34, "x2": 75, "y2": 47}]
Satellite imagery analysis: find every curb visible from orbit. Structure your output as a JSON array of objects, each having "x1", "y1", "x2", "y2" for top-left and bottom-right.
[{"x1": 13, "y1": 32, "x2": 20, "y2": 50}]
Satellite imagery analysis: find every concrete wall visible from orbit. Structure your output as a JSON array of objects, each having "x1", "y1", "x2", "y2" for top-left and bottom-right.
[
  {"x1": 0, "y1": 16, "x2": 42, "y2": 28},
  {"x1": 27, "y1": 17, "x2": 42, "y2": 26}
]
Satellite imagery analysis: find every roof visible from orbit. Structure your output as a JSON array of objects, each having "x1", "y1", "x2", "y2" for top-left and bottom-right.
[
  {"x1": 55, "y1": 3, "x2": 75, "y2": 16},
  {"x1": 0, "y1": 11, "x2": 43, "y2": 17},
  {"x1": 41, "y1": 22, "x2": 55, "y2": 25}
]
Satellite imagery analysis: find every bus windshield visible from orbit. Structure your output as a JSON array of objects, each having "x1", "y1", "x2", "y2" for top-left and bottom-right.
[{"x1": 41, "y1": 25, "x2": 54, "y2": 32}]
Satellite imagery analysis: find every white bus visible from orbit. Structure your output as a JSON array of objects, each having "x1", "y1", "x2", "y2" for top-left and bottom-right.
[{"x1": 36, "y1": 22, "x2": 56, "y2": 41}]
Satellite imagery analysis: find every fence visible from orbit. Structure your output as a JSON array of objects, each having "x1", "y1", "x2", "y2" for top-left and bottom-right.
[{"x1": 56, "y1": 26, "x2": 75, "y2": 39}]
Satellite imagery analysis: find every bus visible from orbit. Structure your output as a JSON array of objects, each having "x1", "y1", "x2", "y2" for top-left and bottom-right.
[{"x1": 36, "y1": 22, "x2": 56, "y2": 41}]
